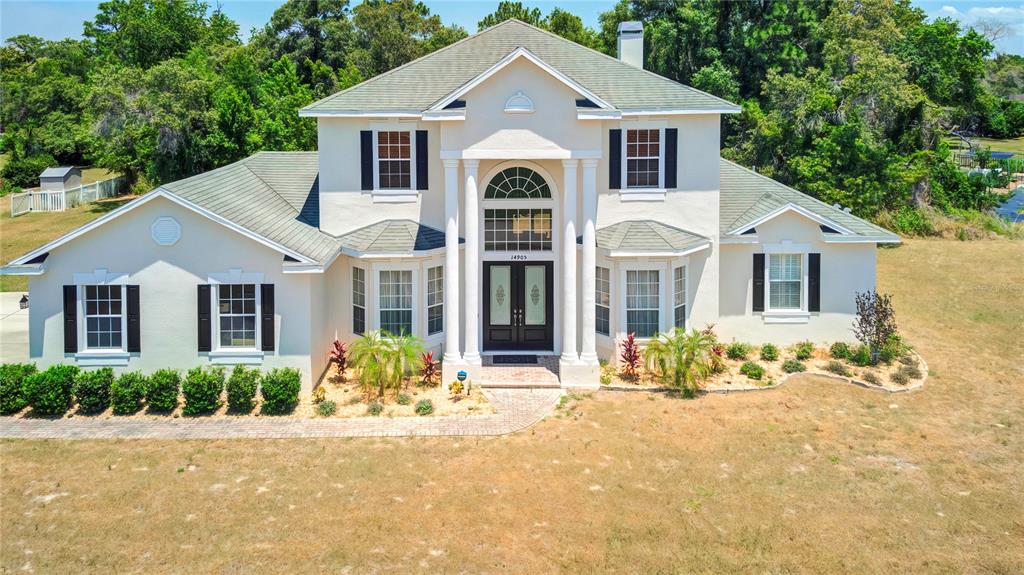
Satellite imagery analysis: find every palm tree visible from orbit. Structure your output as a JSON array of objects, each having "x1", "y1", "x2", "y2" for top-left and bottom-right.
[
  {"x1": 644, "y1": 328, "x2": 716, "y2": 397},
  {"x1": 382, "y1": 331, "x2": 425, "y2": 393},
  {"x1": 348, "y1": 330, "x2": 390, "y2": 399}
]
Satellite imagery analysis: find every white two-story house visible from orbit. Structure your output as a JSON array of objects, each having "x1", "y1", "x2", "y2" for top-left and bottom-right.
[{"x1": 2, "y1": 20, "x2": 898, "y2": 390}]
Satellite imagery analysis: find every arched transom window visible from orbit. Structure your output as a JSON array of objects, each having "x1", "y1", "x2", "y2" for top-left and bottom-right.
[{"x1": 484, "y1": 167, "x2": 551, "y2": 199}]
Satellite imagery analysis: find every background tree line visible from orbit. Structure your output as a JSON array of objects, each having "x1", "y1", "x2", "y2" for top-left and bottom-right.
[{"x1": 2, "y1": 0, "x2": 1022, "y2": 226}]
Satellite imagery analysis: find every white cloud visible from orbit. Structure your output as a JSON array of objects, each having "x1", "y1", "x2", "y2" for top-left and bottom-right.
[{"x1": 922, "y1": 3, "x2": 1024, "y2": 54}]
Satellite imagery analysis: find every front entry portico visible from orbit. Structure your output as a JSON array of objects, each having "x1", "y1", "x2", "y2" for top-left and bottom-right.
[{"x1": 441, "y1": 155, "x2": 601, "y2": 388}]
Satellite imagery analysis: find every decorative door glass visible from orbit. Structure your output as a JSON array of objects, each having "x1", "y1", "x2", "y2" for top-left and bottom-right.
[
  {"x1": 490, "y1": 265, "x2": 511, "y2": 325},
  {"x1": 524, "y1": 265, "x2": 546, "y2": 325}
]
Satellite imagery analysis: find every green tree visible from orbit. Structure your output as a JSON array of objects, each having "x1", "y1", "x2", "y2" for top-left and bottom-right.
[
  {"x1": 478, "y1": 1, "x2": 543, "y2": 30},
  {"x1": 350, "y1": 0, "x2": 464, "y2": 77},
  {"x1": 251, "y1": 0, "x2": 354, "y2": 84}
]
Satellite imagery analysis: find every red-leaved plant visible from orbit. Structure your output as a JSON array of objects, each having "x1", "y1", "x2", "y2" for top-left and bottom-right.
[
  {"x1": 420, "y1": 352, "x2": 439, "y2": 386},
  {"x1": 702, "y1": 324, "x2": 727, "y2": 374},
  {"x1": 329, "y1": 339, "x2": 348, "y2": 378},
  {"x1": 620, "y1": 333, "x2": 641, "y2": 380}
]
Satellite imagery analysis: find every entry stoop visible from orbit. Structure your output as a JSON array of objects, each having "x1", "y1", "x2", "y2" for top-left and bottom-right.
[{"x1": 479, "y1": 355, "x2": 561, "y2": 389}]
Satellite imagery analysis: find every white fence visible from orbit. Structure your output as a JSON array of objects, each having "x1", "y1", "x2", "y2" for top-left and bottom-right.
[{"x1": 10, "y1": 176, "x2": 128, "y2": 217}]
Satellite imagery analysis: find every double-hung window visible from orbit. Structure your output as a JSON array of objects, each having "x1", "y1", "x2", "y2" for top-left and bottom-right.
[
  {"x1": 352, "y1": 267, "x2": 366, "y2": 335},
  {"x1": 768, "y1": 254, "x2": 802, "y2": 310},
  {"x1": 596, "y1": 266, "x2": 610, "y2": 336},
  {"x1": 218, "y1": 284, "x2": 257, "y2": 348},
  {"x1": 84, "y1": 285, "x2": 123, "y2": 349},
  {"x1": 626, "y1": 129, "x2": 660, "y2": 188},
  {"x1": 673, "y1": 266, "x2": 686, "y2": 329},
  {"x1": 379, "y1": 270, "x2": 413, "y2": 335},
  {"x1": 377, "y1": 131, "x2": 411, "y2": 189},
  {"x1": 625, "y1": 270, "x2": 660, "y2": 338},
  {"x1": 427, "y1": 265, "x2": 443, "y2": 336}
]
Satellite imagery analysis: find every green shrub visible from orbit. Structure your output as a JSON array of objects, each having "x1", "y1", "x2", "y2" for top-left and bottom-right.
[
  {"x1": 74, "y1": 368, "x2": 114, "y2": 414},
  {"x1": 316, "y1": 400, "x2": 337, "y2": 417},
  {"x1": 794, "y1": 341, "x2": 814, "y2": 361},
  {"x1": 0, "y1": 363, "x2": 36, "y2": 414},
  {"x1": 899, "y1": 364, "x2": 923, "y2": 380},
  {"x1": 878, "y1": 334, "x2": 908, "y2": 364},
  {"x1": 110, "y1": 371, "x2": 147, "y2": 415},
  {"x1": 226, "y1": 365, "x2": 259, "y2": 413},
  {"x1": 891, "y1": 370, "x2": 909, "y2": 385},
  {"x1": 146, "y1": 369, "x2": 180, "y2": 412},
  {"x1": 366, "y1": 401, "x2": 383, "y2": 416},
  {"x1": 830, "y1": 342, "x2": 852, "y2": 360},
  {"x1": 396, "y1": 393, "x2": 412, "y2": 406},
  {"x1": 826, "y1": 361, "x2": 851, "y2": 377},
  {"x1": 782, "y1": 359, "x2": 806, "y2": 373},
  {"x1": 739, "y1": 361, "x2": 764, "y2": 380},
  {"x1": 1, "y1": 153, "x2": 56, "y2": 187},
  {"x1": 414, "y1": 399, "x2": 434, "y2": 416},
  {"x1": 182, "y1": 367, "x2": 224, "y2": 415},
  {"x1": 726, "y1": 342, "x2": 750, "y2": 360},
  {"x1": 898, "y1": 354, "x2": 917, "y2": 367},
  {"x1": 862, "y1": 372, "x2": 880, "y2": 385},
  {"x1": 852, "y1": 345, "x2": 873, "y2": 367},
  {"x1": 23, "y1": 364, "x2": 78, "y2": 416},
  {"x1": 759, "y1": 343, "x2": 779, "y2": 362},
  {"x1": 260, "y1": 368, "x2": 301, "y2": 415}
]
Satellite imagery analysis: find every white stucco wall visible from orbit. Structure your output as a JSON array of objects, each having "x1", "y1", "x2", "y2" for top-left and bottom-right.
[
  {"x1": 27, "y1": 196, "x2": 327, "y2": 391},
  {"x1": 716, "y1": 211, "x2": 878, "y2": 345}
]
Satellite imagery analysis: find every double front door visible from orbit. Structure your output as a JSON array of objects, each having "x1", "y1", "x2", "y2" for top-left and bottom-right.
[{"x1": 483, "y1": 261, "x2": 554, "y2": 351}]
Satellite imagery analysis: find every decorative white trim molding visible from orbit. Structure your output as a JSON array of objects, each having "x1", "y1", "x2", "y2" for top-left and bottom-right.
[
  {"x1": 727, "y1": 203, "x2": 855, "y2": 236},
  {"x1": 428, "y1": 47, "x2": 616, "y2": 113},
  {"x1": 74, "y1": 350, "x2": 130, "y2": 367},
  {"x1": 208, "y1": 350, "x2": 264, "y2": 365},
  {"x1": 504, "y1": 91, "x2": 534, "y2": 114},
  {"x1": 620, "y1": 108, "x2": 740, "y2": 116},
  {"x1": 440, "y1": 148, "x2": 602, "y2": 160},
  {"x1": 151, "y1": 216, "x2": 181, "y2": 246},
  {"x1": 618, "y1": 189, "x2": 667, "y2": 202}
]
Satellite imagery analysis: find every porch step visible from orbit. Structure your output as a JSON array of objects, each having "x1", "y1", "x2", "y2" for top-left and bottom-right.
[{"x1": 479, "y1": 381, "x2": 562, "y2": 389}]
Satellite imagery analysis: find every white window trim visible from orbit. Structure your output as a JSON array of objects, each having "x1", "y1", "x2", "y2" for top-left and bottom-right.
[
  {"x1": 672, "y1": 263, "x2": 688, "y2": 330},
  {"x1": 761, "y1": 242, "x2": 811, "y2": 323},
  {"x1": 425, "y1": 263, "x2": 444, "y2": 338},
  {"x1": 618, "y1": 260, "x2": 670, "y2": 340},
  {"x1": 352, "y1": 265, "x2": 367, "y2": 336},
  {"x1": 207, "y1": 270, "x2": 264, "y2": 357},
  {"x1": 370, "y1": 122, "x2": 418, "y2": 199},
  {"x1": 371, "y1": 262, "x2": 420, "y2": 337},
  {"x1": 73, "y1": 270, "x2": 130, "y2": 365},
  {"x1": 619, "y1": 121, "x2": 668, "y2": 201},
  {"x1": 595, "y1": 264, "x2": 612, "y2": 338}
]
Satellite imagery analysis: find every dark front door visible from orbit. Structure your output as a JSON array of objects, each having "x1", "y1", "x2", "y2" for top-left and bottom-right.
[{"x1": 483, "y1": 261, "x2": 554, "y2": 351}]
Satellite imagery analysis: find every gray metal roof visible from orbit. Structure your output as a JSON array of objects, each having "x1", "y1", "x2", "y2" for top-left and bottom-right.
[
  {"x1": 161, "y1": 152, "x2": 341, "y2": 263},
  {"x1": 338, "y1": 220, "x2": 458, "y2": 255},
  {"x1": 39, "y1": 166, "x2": 79, "y2": 179},
  {"x1": 592, "y1": 220, "x2": 711, "y2": 253},
  {"x1": 719, "y1": 159, "x2": 899, "y2": 241},
  {"x1": 301, "y1": 19, "x2": 738, "y2": 115}
]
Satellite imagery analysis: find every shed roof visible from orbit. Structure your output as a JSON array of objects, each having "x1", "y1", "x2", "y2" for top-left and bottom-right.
[{"x1": 39, "y1": 166, "x2": 79, "y2": 179}]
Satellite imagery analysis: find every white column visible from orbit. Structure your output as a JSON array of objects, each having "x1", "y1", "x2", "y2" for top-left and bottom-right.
[
  {"x1": 443, "y1": 159, "x2": 462, "y2": 365},
  {"x1": 462, "y1": 159, "x2": 481, "y2": 365},
  {"x1": 579, "y1": 159, "x2": 599, "y2": 365},
  {"x1": 560, "y1": 159, "x2": 579, "y2": 364}
]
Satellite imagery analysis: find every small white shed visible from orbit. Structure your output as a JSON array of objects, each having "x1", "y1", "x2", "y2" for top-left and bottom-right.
[{"x1": 38, "y1": 166, "x2": 81, "y2": 191}]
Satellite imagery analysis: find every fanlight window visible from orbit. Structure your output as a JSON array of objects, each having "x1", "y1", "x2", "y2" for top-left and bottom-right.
[{"x1": 484, "y1": 167, "x2": 551, "y2": 200}]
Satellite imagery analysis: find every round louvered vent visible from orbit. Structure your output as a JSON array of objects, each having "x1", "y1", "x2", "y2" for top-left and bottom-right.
[{"x1": 151, "y1": 217, "x2": 181, "y2": 246}]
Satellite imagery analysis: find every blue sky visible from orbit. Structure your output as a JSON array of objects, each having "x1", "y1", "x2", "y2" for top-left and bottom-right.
[{"x1": 0, "y1": 0, "x2": 1021, "y2": 54}]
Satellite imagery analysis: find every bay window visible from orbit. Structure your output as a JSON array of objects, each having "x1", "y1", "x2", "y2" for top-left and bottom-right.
[
  {"x1": 625, "y1": 269, "x2": 660, "y2": 337},
  {"x1": 352, "y1": 266, "x2": 366, "y2": 335},
  {"x1": 379, "y1": 270, "x2": 413, "y2": 335},
  {"x1": 596, "y1": 266, "x2": 610, "y2": 336},
  {"x1": 673, "y1": 266, "x2": 686, "y2": 329},
  {"x1": 427, "y1": 265, "x2": 443, "y2": 335}
]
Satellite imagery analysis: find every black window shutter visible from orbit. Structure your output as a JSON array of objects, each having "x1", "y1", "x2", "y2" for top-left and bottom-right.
[
  {"x1": 360, "y1": 130, "x2": 374, "y2": 191},
  {"x1": 609, "y1": 129, "x2": 621, "y2": 189},
  {"x1": 63, "y1": 285, "x2": 77, "y2": 353},
  {"x1": 415, "y1": 130, "x2": 428, "y2": 191},
  {"x1": 752, "y1": 253, "x2": 765, "y2": 312},
  {"x1": 809, "y1": 253, "x2": 821, "y2": 312},
  {"x1": 197, "y1": 284, "x2": 211, "y2": 352},
  {"x1": 126, "y1": 285, "x2": 141, "y2": 352},
  {"x1": 261, "y1": 284, "x2": 275, "y2": 352},
  {"x1": 664, "y1": 128, "x2": 678, "y2": 188}
]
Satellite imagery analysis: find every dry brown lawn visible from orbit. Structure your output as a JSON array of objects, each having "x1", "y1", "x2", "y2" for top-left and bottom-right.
[{"x1": 2, "y1": 239, "x2": 1023, "y2": 574}]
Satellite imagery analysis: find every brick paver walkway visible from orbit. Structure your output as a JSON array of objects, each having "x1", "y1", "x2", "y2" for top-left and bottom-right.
[{"x1": 0, "y1": 388, "x2": 563, "y2": 440}]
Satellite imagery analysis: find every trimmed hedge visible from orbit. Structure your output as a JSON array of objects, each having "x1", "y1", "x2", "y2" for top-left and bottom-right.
[
  {"x1": 74, "y1": 368, "x2": 115, "y2": 414},
  {"x1": 182, "y1": 366, "x2": 224, "y2": 415},
  {"x1": 146, "y1": 369, "x2": 180, "y2": 412},
  {"x1": 23, "y1": 364, "x2": 79, "y2": 416},
  {"x1": 260, "y1": 368, "x2": 301, "y2": 415},
  {"x1": 111, "y1": 371, "x2": 147, "y2": 415},
  {"x1": 0, "y1": 363, "x2": 36, "y2": 414},
  {"x1": 226, "y1": 365, "x2": 259, "y2": 413}
]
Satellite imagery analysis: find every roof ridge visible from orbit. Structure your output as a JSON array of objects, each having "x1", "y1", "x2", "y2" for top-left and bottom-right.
[
  {"x1": 303, "y1": 21, "x2": 520, "y2": 112},
  {"x1": 239, "y1": 158, "x2": 299, "y2": 217}
]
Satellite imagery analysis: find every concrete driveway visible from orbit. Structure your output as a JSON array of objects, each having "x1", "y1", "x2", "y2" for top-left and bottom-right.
[{"x1": 0, "y1": 292, "x2": 30, "y2": 363}]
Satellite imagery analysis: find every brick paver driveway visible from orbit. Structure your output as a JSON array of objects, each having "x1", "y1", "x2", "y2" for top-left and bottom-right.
[{"x1": 0, "y1": 388, "x2": 563, "y2": 440}]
